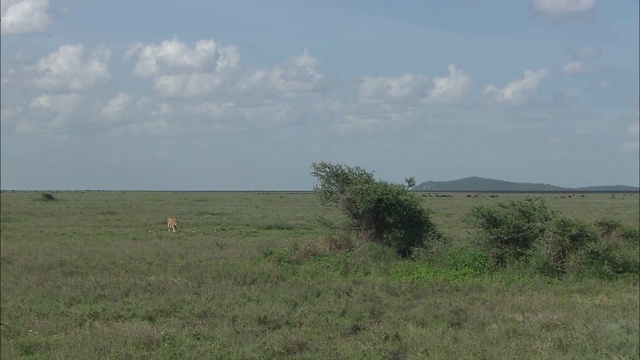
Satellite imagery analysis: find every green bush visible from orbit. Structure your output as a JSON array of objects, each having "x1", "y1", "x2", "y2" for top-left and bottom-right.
[
  {"x1": 595, "y1": 218, "x2": 639, "y2": 245},
  {"x1": 463, "y1": 197, "x2": 555, "y2": 266},
  {"x1": 536, "y1": 217, "x2": 598, "y2": 276},
  {"x1": 40, "y1": 193, "x2": 56, "y2": 201},
  {"x1": 311, "y1": 162, "x2": 438, "y2": 257},
  {"x1": 594, "y1": 218, "x2": 623, "y2": 237},
  {"x1": 465, "y1": 198, "x2": 638, "y2": 279},
  {"x1": 578, "y1": 241, "x2": 639, "y2": 279}
]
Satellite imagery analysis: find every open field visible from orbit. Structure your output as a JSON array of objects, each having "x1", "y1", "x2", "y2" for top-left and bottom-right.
[{"x1": 1, "y1": 191, "x2": 639, "y2": 359}]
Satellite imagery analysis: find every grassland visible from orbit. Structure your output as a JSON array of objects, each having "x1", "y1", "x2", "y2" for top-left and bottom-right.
[{"x1": 1, "y1": 191, "x2": 638, "y2": 359}]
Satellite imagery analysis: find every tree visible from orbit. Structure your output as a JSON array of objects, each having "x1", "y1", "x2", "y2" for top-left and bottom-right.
[{"x1": 311, "y1": 162, "x2": 438, "y2": 257}]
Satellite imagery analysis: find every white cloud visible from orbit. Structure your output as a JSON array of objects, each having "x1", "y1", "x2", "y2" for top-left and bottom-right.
[
  {"x1": 623, "y1": 121, "x2": 639, "y2": 153},
  {"x1": 333, "y1": 110, "x2": 418, "y2": 134},
  {"x1": 103, "y1": 102, "x2": 174, "y2": 136},
  {"x1": 333, "y1": 114, "x2": 383, "y2": 134},
  {"x1": 549, "y1": 136, "x2": 564, "y2": 145},
  {"x1": 125, "y1": 37, "x2": 239, "y2": 77},
  {"x1": 357, "y1": 65, "x2": 470, "y2": 104},
  {"x1": 483, "y1": 69, "x2": 549, "y2": 105},
  {"x1": 533, "y1": 0, "x2": 596, "y2": 16},
  {"x1": 627, "y1": 122, "x2": 639, "y2": 138},
  {"x1": 0, "y1": 106, "x2": 23, "y2": 129},
  {"x1": 17, "y1": 93, "x2": 83, "y2": 132},
  {"x1": 425, "y1": 65, "x2": 472, "y2": 104},
  {"x1": 101, "y1": 93, "x2": 134, "y2": 122},
  {"x1": 575, "y1": 45, "x2": 601, "y2": 60},
  {"x1": 125, "y1": 37, "x2": 239, "y2": 97},
  {"x1": 562, "y1": 61, "x2": 589, "y2": 74},
  {"x1": 29, "y1": 93, "x2": 81, "y2": 112},
  {"x1": 151, "y1": 103, "x2": 172, "y2": 117},
  {"x1": 153, "y1": 73, "x2": 226, "y2": 97},
  {"x1": 115, "y1": 118, "x2": 172, "y2": 137},
  {"x1": 239, "y1": 49, "x2": 332, "y2": 97},
  {"x1": 190, "y1": 101, "x2": 291, "y2": 128},
  {"x1": 359, "y1": 73, "x2": 429, "y2": 101},
  {"x1": 30, "y1": 45, "x2": 111, "y2": 91},
  {"x1": 1, "y1": 0, "x2": 51, "y2": 35},
  {"x1": 623, "y1": 142, "x2": 639, "y2": 152},
  {"x1": 314, "y1": 99, "x2": 344, "y2": 113},
  {"x1": 592, "y1": 80, "x2": 613, "y2": 91}
]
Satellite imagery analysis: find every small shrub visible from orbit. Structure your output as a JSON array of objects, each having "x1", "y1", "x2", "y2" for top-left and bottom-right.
[
  {"x1": 444, "y1": 247, "x2": 493, "y2": 275},
  {"x1": 40, "y1": 193, "x2": 56, "y2": 201},
  {"x1": 290, "y1": 234, "x2": 356, "y2": 264},
  {"x1": 262, "y1": 222, "x2": 294, "y2": 231}
]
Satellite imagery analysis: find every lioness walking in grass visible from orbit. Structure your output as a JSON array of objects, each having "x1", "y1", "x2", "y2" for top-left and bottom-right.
[{"x1": 167, "y1": 217, "x2": 178, "y2": 232}]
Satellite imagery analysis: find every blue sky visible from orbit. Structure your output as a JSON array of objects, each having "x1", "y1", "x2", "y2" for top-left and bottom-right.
[{"x1": 1, "y1": 0, "x2": 638, "y2": 190}]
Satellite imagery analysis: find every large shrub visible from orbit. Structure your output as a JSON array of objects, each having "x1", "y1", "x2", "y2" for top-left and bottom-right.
[
  {"x1": 311, "y1": 162, "x2": 438, "y2": 257},
  {"x1": 465, "y1": 197, "x2": 639, "y2": 279},
  {"x1": 463, "y1": 197, "x2": 555, "y2": 266},
  {"x1": 535, "y1": 217, "x2": 599, "y2": 276}
]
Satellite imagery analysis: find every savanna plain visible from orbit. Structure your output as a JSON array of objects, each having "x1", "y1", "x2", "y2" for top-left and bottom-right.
[{"x1": 1, "y1": 190, "x2": 638, "y2": 359}]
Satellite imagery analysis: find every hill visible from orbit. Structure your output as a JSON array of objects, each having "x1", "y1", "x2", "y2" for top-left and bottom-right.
[{"x1": 412, "y1": 177, "x2": 639, "y2": 192}]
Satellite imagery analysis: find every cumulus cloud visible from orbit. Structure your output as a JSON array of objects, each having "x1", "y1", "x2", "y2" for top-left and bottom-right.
[
  {"x1": 113, "y1": 118, "x2": 172, "y2": 137},
  {"x1": 562, "y1": 61, "x2": 590, "y2": 74},
  {"x1": 30, "y1": 45, "x2": 111, "y2": 91},
  {"x1": 357, "y1": 65, "x2": 470, "y2": 104},
  {"x1": 239, "y1": 49, "x2": 332, "y2": 97},
  {"x1": 125, "y1": 37, "x2": 239, "y2": 77},
  {"x1": 313, "y1": 99, "x2": 344, "y2": 113},
  {"x1": 190, "y1": 101, "x2": 291, "y2": 128},
  {"x1": 125, "y1": 37, "x2": 239, "y2": 97},
  {"x1": 532, "y1": 0, "x2": 596, "y2": 16},
  {"x1": 562, "y1": 45, "x2": 600, "y2": 75},
  {"x1": 1, "y1": 0, "x2": 51, "y2": 34},
  {"x1": 333, "y1": 110, "x2": 418, "y2": 134},
  {"x1": 153, "y1": 73, "x2": 227, "y2": 97},
  {"x1": 425, "y1": 65, "x2": 472, "y2": 104},
  {"x1": 359, "y1": 73, "x2": 429, "y2": 101},
  {"x1": 101, "y1": 93, "x2": 135, "y2": 122},
  {"x1": 106, "y1": 101, "x2": 175, "y2": 136},
  {"x1": 15, "y1": 93, "x2": 83, "y2": 133},
  {"x1": 0, "y1": 106, "x2": 23, "y2": 129},
  {"x1": 483, "y1": 69, "x2": 549, "y2": 105},
  {"x1": 574, "y1": 45, "x2": 601, "y2": 60},
  {"x1": 624, "y1": 122, "x2": 639, "y2": 152},
  {"x1": 627, "y1": 122, "x2": 639, "y2": 138}
]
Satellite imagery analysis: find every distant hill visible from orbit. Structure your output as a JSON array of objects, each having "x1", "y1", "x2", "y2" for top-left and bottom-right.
[{"x1": 412, "y1": 177, "x2": 640, "y2": 192}]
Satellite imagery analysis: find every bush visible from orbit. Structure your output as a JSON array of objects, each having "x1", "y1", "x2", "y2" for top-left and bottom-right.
[
  {"x1": 536, "y1": 217, "x2": 598, "y2": 276},
  {"x1": 578, "y1": 241, "x2": 639, "y2": 279},
  {"x1": 465, "y1": 198, "x2": 639, "y2": 279},
  {"x1": 463, "y1": 197, "x2": 555, "y2": 266},
  {"x1": 311, "y1": 162, "x2": 438, "y2": 257},
  {"x1": 595, "y1": 218, "x2": 639, "y2": 245},
  {"x1": 594, "y1": 218, "x2": 622, "y2": 238},
  {"x1": 40, "y1": 193, "x2": 56, "y2": 201}
]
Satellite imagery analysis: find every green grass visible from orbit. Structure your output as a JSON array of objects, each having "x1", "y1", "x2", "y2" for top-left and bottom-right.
[{"x1": 1, "y1": 191, "x2": 638, "y2": 359}]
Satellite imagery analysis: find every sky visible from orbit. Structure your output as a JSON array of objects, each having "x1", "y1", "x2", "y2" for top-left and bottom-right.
[{"x1": 1, "y1": 0, "x2": 638, "y2": 190}]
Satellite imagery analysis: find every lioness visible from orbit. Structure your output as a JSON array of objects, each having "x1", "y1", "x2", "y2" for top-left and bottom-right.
[{"x1": 167, "y1": 217, "x2": 178, "y2": 232}]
